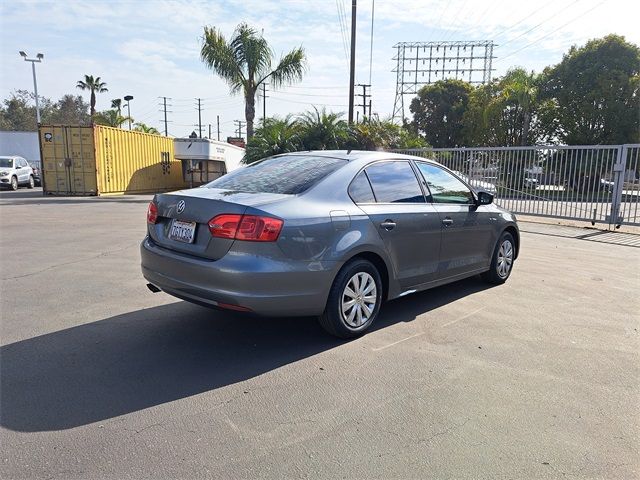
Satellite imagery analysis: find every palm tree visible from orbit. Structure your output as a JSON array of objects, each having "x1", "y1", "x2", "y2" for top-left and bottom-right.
[
  {"x1": 93, "y1": 109, "x2": 130, "y2": 128},
  {"x1": 134, "y1": 122, "x2": 160, "y2": 134},
  {"x1": 501, "y1": 68, "x2": 539, "y2": 145},
  {"x1": 200, "y1": 23, "x2": 306, "y2": 139},
  {"x1": 298, "y1": 107, "x2": 350, "y2": 150},
  {"x1": 76, "y1": 75, "x2": 108, "y2": 117},
  {"x1": 244, "y1": 116, "x2": 301, "y2": 164},
  {"x1": 111, "y1": 98, "x2": 122, "y2": 115}
]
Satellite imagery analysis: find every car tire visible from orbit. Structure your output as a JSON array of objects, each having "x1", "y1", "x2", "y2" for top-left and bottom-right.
[
  {"x1": 481, "y1": 231, "x2": 516, "y2": 285},
  {"x1": 28, "y1": 175, "x2": 34, "y2": 189},
  {"x1": 318, "y1": 258, "x2": 383, "y2": 338},
  {"x1": 10, "y1": 176, "x2": 18, "y2": 191}
]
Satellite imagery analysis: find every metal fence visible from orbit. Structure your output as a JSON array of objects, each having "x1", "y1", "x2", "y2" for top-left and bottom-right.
[{"x1": 391, "y1": 144, "x2": 640, "y2": 227}]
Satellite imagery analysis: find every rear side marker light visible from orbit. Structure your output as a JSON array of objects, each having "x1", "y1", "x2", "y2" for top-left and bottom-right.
[
  {"x1": 208, "y1": 214, "x2": 283, "y2": 242},
  {"x1": 147, "y1": 202, "x2": 158, "y2": 224},
  {"x1": 216, "y1": 302, "x2": 253, "y2": 312}
]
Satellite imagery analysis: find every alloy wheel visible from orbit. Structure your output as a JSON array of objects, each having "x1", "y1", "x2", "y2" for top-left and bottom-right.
[
  {"x1": 497, "y1": 239, "x2": 514, "y2": 278},
  {"x1": 341, "y1": 272, "x2": 377, "y2": 328}
]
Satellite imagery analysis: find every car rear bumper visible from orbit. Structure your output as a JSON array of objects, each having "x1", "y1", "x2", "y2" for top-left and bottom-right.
[{"x1": 140, "y1": 236, "x2": 338, "y2": 316}]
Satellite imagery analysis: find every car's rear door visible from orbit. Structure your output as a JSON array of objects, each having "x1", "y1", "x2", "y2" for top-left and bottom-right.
[
  {"x1": 352, "y1": 161, "x2": 442, "y2": 289},
  {"x1": 414, "y1": 162, "x2": 495, "y2": 278}
]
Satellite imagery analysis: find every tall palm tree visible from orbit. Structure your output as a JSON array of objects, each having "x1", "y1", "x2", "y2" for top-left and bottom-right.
[
  {"x1": 111, "y1": 98, "x2": 122, "y2": 115},
  {"x1": 501, "y1": 68, "x2": 539, "y2": 145},
  {"x1": 200, "y1": 23, "x2": 306, "y2": 139},
  {"x1": 76, "y1": 75, "x2": 108, "y2": 117}
]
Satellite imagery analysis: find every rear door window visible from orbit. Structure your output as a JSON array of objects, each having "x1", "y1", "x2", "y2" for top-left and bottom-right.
[
  {"x1": 365, "y1": 161, "x2": 425, "y2": 203},
  {"x1": 416, "y1": 162, "x2": 474, "y2": 204},
  {"x1": 207, "y1": 154, "x2": 346, "y2": 194}
]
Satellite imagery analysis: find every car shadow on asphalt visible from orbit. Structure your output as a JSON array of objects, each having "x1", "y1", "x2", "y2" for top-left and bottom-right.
[{"x1": 0, "y1": 278, "x2": 493, "y2": 433}]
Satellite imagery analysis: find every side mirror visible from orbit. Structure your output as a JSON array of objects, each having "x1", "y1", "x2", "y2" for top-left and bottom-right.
[{"x1": 476, "y1": 190, "x2": 494, "y2": 206}]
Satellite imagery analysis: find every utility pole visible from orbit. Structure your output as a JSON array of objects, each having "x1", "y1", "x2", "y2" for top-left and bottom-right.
[
  {"x1": 234, "y1": 120, "x2": 246, "y2": 139},
  {"x1": 196, "y1": 98, "x2": 203, "y2": 138},
  {"x1": 208, "y1": 124, "x2": 212, "y2": 139},
  {"x1": 348, "y1": 0, "x2": 357, "y2": 124},
  {"x1": 261, "y1": 83, "x2": 269, "y2": 120},
  {"x1": 159, "y1": 96, "x2": 172, "y2": 136},
  {"x1": 19, "y1": 52, "x2": 44, "y2": 124},
  {"x1": 217, "y1": 115, "x2": 220, "y2": 141},
  {"x1": 356, "y1": 84, "x2": 371, "y2": 122}
]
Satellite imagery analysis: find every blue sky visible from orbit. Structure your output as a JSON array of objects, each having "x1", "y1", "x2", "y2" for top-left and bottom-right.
[{"x1": 1, "y1": 0, "x2": 638, "y2": 139}]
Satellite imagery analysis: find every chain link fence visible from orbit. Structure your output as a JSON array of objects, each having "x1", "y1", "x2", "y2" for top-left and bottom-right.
[{"x1": 391, "y1": 145, "x2": 640, "y2": 227}]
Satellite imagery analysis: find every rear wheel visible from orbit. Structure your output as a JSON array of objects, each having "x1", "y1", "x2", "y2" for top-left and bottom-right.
[
  {"x1": 318, "y1": 259, "x2": 382, "y2": 338},
  {"x1": 482, "y1": 232, "x2": 515, "y2": 284},
  {"x1": 28, "y1": 175, "x2": 34, "y2": 189},
  {"x1": 10, "y1": 176, "x2": 18, "y2": 191}
]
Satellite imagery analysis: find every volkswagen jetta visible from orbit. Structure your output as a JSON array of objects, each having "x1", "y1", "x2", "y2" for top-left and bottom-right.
[{"x1": 141, "y1": 151, "x2": 519, "y2": 337}]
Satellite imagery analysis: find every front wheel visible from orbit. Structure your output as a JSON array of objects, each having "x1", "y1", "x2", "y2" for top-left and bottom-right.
[
  {"x1": 482, "y1": 232, "x2": 515, "y2": 284},
  {"x1": 28, "y1": 175, "x2": 34, "y2": 189},
  {"x1": 10, "y1": 176, "x2": 18, "y2": 191},
  {"x1": 318, "y1": 259, "x2": 383, "y2": 338}
]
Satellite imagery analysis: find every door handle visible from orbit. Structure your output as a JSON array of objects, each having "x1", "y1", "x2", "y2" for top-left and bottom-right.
[
  {"x1": 442, "y1": 217, "x2": 454, "y2": 227},
  {"x1": 380, "y1": 220, "x2": 396, "y2": 231}
]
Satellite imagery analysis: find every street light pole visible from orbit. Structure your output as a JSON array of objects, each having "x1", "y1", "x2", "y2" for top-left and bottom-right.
[
  {"x1": 124, "y1": 95, "x2": 134, "y2": 130},
  {"x1": 19, "y1": 51, "x2": 44, "y2": 125}
]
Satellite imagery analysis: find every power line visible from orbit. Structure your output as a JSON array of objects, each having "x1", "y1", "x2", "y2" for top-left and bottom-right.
[
  {"x1": 498, "y1": 0, "x2": 581, "y2": 49},
  {"x1": 335, "y1": 0, "x2": 350, "y2": 61},
  {"x1": 428, "y1": 0, "x2": 453, "y2": 42},
  {"x1": 268, "y1": 96, "x2": 349, "y2": 108},
  {"x1": 442, "y1": 0, "x2": 471, "y2": 41},
  {"x1": 498, "y1": 0, "x2": 606, "y2": 61},
  {"x1": 488, "y1": 0, "x2": 561, "y2": 40}
]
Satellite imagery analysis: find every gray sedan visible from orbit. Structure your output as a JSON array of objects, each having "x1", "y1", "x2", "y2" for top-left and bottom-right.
[{"x1": 141, "y1": 151, "x2": 519, "y2": 337}]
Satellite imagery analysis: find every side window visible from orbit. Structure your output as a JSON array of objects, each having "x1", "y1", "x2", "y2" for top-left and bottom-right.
[
  {"x1": 348, "y1": 171, "x2": 376, "y2": 203},
  {"x1": 416, "y1": 163, "x2": 474, "y2": 204},
  {"x1": 365, "y1": 161, "x2": 425, "y2": 203}
]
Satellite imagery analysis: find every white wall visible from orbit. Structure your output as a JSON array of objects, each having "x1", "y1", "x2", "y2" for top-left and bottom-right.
[{"x1": 0, "y1": 131, "x2": 40, "y2": 166}]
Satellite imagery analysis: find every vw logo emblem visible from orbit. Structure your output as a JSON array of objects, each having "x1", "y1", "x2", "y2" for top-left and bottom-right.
[{"x1": 176, "y1": 200, "x2": 186, "y2": 214}]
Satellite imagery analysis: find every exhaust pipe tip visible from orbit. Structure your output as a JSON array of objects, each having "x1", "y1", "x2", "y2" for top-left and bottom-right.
[{"x1": 146, "y1": 283, "x2": 161, "y2": 293}]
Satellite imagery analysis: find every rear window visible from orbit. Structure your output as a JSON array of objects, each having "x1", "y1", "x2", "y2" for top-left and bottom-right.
[{"x1": 206, "y1": 155, "x2": 347, "y2": 194}]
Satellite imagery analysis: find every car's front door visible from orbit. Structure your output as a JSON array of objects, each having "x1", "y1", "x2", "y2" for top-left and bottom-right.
[
  {"x1": 351, "y1": 161, "x2": 442, "y2": 289},
  {"x1": 415, "y1": 162, "x2": 495, "y2": 279}
]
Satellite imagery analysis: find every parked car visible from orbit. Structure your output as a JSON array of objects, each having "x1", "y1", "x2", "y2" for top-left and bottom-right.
[
  {"x1": 141, "y1": 151, "x2": 519, "y2": 338},
  {"x1": 0, "y1": 156, "x2": 35, "y2": 190}
]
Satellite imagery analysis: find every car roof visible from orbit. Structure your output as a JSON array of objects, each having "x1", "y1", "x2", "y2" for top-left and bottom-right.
[
  {"x1": 0, "y1": 156, "x2": 21, "y2": 160},
  {"x1": 282, "y1": 150, "x2": 438, "y2": 164}
]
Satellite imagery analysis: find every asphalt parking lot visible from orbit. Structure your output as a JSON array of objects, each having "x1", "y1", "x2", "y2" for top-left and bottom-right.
[{"x1": 1, "y1": 189, "x2": 639, "y2": 479}]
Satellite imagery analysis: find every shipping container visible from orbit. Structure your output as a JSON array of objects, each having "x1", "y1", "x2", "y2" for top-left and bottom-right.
[{"x1": 39, "y1": 125, "x2": 186, "y2": 195}]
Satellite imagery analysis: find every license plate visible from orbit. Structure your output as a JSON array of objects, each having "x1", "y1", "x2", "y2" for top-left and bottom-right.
[{"x1": 169, "y1": 220, "x2": 196, "y2": 243}]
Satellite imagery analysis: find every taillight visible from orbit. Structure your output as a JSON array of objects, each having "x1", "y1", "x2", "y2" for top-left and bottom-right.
[
  {"x1": 208, "y1": 214, "x2": 283, "y2": 242},
  {"x1": 208, "y1": 214, "x2": 242, "y2": 239},
  {"x1": 147, "y1": 202, "x2": 158, "y2": 224}
]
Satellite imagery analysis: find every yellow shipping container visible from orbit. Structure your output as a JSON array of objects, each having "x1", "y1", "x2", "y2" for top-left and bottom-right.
[{"x1": 39, "y1": 125, "x2": 186, "y2": 195}]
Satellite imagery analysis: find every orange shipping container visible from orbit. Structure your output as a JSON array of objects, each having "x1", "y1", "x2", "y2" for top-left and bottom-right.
[{"x1": 39, "y1": 125, "x2": 186, "y2": 195}]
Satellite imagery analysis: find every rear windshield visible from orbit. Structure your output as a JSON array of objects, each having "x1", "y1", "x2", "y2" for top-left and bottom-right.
[
  {"x1": 0, "y1": 159, "x2": 13, "y2": 168},
  {"x1": 206, "y1": 155, "x2": 347, "y2": 194}
]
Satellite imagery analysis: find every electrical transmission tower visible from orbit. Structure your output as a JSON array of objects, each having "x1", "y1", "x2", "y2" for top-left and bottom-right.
[{"x1": 392, "y1": 40, "x2": 495, "y2": 123}]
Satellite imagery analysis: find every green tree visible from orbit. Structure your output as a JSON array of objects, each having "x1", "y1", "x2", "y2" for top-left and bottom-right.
[
  {"x1": 244, "y1": 116, "x2": 302, "y2": 164},
  {"x1": 298, "y1": 107, "x2": 350, "y2": 150},
  {"x1": 76, "y1": 75, "x2": 108, "y2": 117},
  {"x1": 540, "y1": 34, "x2": 640, "y2": 144},
  {"x1": 48, "y1": 95, "x2": 91, "y2": 125},
  {"x1": 0, "y1": 90, "x2": 53, "y2": 131},
  {"x1": 93, "y1": 109, "x2": 131, "y2": 128},
  {"x1": 410, "y1": 79, "x2": 472, "y2": 147},
  {"x1": 200, "y1": 23, "x2": 306, "y2": 139},
  {"x1": 349, "y1": 118, "x2": 428, "y2": 150},
  {"x1": 134, "y1": 122, "x2": 160, "y2": 134}
]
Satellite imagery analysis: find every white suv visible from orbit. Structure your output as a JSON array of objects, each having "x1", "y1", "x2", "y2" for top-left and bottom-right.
[{"x1": 0, "y1": 156, "x2": 35, "y2": 190}]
